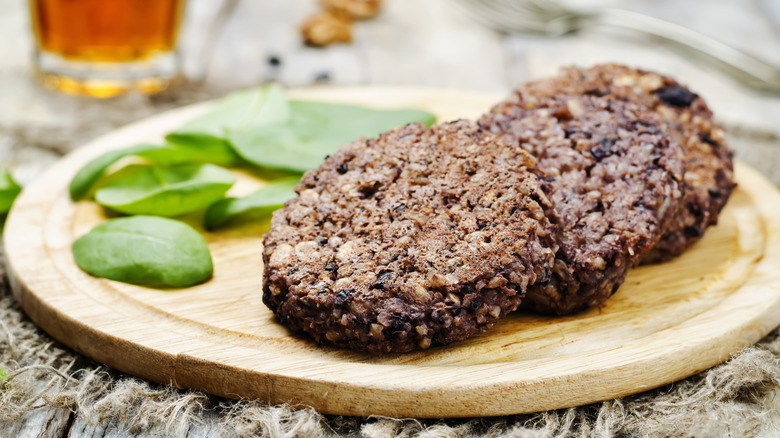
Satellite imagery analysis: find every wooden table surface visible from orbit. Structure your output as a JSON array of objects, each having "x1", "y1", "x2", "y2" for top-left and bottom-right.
[{"x1": 1, "y1": 0, "x2": 779, "y2": 436}]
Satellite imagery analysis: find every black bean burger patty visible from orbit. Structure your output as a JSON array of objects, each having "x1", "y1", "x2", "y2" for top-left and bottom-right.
[
  {"x1": 262, "y1": 121, "x2": 558, "y2": 354},
  {"x1": 480, "y1": 93, "x2": 686, "y2": 315},
  {"x1": 513, "y1": 64, "x2": 734, "y2": 262}
]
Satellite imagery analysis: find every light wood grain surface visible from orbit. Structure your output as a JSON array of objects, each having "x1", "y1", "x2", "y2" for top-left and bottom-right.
[{"x1": 5, "y1": 87, "x2": 780, "y2": 418}]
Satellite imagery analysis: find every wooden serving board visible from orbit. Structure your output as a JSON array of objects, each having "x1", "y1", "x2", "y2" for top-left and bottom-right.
[{"x1": 5, "y1": 87, "x2": 780, "y2": 418}]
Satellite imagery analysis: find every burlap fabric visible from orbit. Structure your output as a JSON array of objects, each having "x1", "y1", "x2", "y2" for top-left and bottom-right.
[{"x1": 1, "y1": 87, "x2": 780, "y2": 437}]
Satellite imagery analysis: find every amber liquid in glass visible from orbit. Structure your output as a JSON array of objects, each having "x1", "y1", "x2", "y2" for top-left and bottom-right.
[{"x1": 30, "y1": 0, "x2": 184, "y2": 97}]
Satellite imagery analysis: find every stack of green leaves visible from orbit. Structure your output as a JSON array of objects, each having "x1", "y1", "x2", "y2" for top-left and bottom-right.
[{"x1": 71, "y1": 84, "x2": 436, "y2": 288}]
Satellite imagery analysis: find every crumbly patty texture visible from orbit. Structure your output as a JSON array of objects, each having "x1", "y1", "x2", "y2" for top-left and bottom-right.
[
  {"x1": 514, "y1": 64, "x2": 734, "y2": 262},
  {"x1": 479, "y1": 93, "x2": 685, "y2": 315},
  {"x1": 262, "y1": 121, "x2": 557, "y2": 354}
]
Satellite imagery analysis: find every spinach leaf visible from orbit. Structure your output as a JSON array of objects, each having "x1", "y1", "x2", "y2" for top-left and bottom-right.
[
  {"x1": 69, "y1": 144, "x2": 165, "y2": 201},
  {"x1": 69, "y1": 86, "x2": 434, "y2": 200},
  {"x1": 227, "y1": 101, "x2": 436, "y2": 172},
  {"x1": 158, "y1": 133, "x2": 242, "y2": 167},
  {"x1": 226, "y1": 125, "x2": 318, "y2": 173},
  {"x1": 73, "y1": 216, "x2": 213, "y2": 287},
  {"x1": 175, "y1": 84, "x2": 290, "y2": 137},
  {"x1": 0, "y1": 169, "x2": 21, "y2": 214},
  {"x1": 204, "y1": 176, "x2": 299, "y2": 230},
  {"x1": 95, "y1": 164, "x2": 235, "y2": 217},
  {"x1": 70, "y1": 136, "x2": 242, "y2": 202}
]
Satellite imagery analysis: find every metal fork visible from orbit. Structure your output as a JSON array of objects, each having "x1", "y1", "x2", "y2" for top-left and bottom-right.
[{"x1": 454, "y1": 0, "x2": 780, "y2": 93}]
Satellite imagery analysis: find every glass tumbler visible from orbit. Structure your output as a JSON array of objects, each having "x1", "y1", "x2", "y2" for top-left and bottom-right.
[{"x1": 29, "y1": 0, "x2": 185, "y2": 98}]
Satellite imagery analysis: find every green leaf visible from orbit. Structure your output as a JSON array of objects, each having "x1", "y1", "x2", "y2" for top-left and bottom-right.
[
  {"x1": 227, "y1": 101, "x2": 436, "y2": 172},
  {"x1": 175, "y1": 84, "x2": 291, "y2": 137},
  {"x1": 70, "y1": 136, "x2": 244, "y2": 202},
  {"x1": 95, "y1": 164, "x2": 235, "y2": 217},
  {"x1": 157, "y1": 133, "x2": 242, "y2": 167},
  {"x1": 226, "y1": 125, "x2": 320, "y2": 173},
  {"x1": 73, "y1": 216, "x2": 213, "y2": 287},
  {"x1": 69, "y1": 144, "x2": 164, "y2": 201},
  {"x1": 205, "y1": 176, "x2": 299, "y2": 230},
  {"x1": 0, "y1": 169, "x2": 21, "y2": 214},
  {"x1": 0, "y1": 367, "x2": 7, "y2": 380}
]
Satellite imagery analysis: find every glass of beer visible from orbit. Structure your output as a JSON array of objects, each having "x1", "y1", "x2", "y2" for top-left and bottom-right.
[{"x1": 29, "y1": 0, "x2": 185, "y2": 98}]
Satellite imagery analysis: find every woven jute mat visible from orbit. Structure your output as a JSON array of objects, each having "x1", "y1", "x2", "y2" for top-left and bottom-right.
[{"x1": 1, "y1": 84, "x2": 780, "y2": 437}]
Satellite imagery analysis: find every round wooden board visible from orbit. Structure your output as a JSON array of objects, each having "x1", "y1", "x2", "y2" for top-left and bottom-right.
[{"x1": 5, "y1": 86, "x2": 780, "y2": 418}]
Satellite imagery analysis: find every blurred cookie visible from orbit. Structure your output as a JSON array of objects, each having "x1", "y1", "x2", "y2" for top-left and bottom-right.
[
  {"x1": 515, "y1": 64, "x2": 734, "y2": 262},
  {"x1": 480, "y1": 93, "x2": 685, "y2": 315}
]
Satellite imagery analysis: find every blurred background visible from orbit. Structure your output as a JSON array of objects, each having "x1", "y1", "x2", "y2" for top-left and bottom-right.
[{"x1": 1, "y1": 0, "x2": 779, "y2": 183}]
